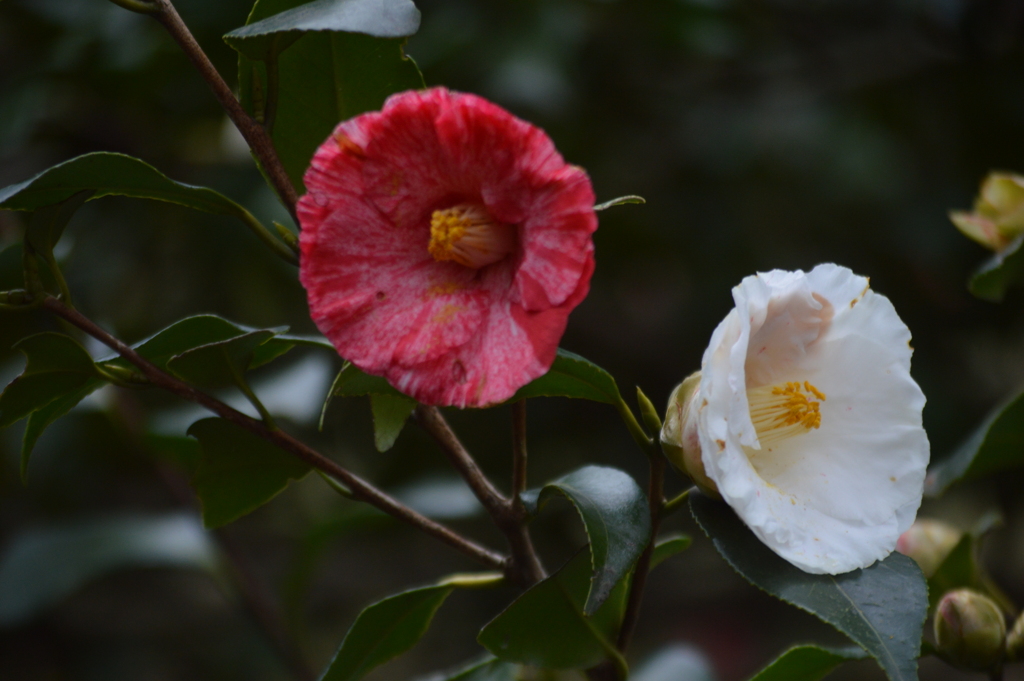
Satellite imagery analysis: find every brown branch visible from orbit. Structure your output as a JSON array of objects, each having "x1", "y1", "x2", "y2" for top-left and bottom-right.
[
  {"x1": 508, "y1": 400, "x2": 545, "y2": 584},
  {"x1": 414, "y1": 405, "x2": 544, "y2": 586},
  {"x1": 41, "y1": 296, "x2": 505, "y2": 571},
  {"x1": 150, "y1": 0, "x2": 299, "y2": 222}
]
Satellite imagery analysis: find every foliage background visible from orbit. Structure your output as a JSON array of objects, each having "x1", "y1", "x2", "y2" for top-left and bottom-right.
[{"x1": 1, "y1": 0, "x2": 1023, "y2": 679}]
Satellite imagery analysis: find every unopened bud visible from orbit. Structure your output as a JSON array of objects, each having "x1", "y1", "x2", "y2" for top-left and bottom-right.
[
  {"x1": 934, "y1": 589, "x2": 1006, "y2": 671},
  {"x1": 895, "y1": 519, "x2": 961, "y2": 578},
  {"x1": 1007, "y1": 611, "x2": 1024, "y2": 662},
  {"x1": 660, "y1": 372, "x2": 719, "y2": 498},
  {"x1": 950, "y1": 172, "x2": 1024, "y2": 251}
]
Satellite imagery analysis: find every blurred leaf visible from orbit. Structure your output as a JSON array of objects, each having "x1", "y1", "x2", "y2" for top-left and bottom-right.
[
  {"x1": 167, "y1": 329, "x2": 282, "y2": 389},
  {"x1": 632, "y1": 644, "x2": 716, "y2": 681},
  {"x1": 251, "y1": 333, "x2": 334, "y2": 369},
  {"x1": 512, "y1": 349, "x2": 621, "y2": 404},
  {"x1": 0, "y1": 152, "x2": 257, "y2": 221},
  {"x1": 224, "y1": 0, "x2": 421, "y2": 59},
  {"x1": 230, "y1": 0, "x2": 425, "y2": 192},
  {"x1": 926, "y1": 513, "x2": 1016, "y2": 615},
  {"x1": 146, "y1": 433, "x2": 202, "y2": 477},
  {"x1": 187, "y1": 418, "x2": 310, "y2": 528},
  {"x1": 320, "y1": 583, "x2": 454, "y2": 681},
  {"x1": 0, "y1": 333, "x2": 102, "y2": 430},
  {"x1": 21, "y1": 379, "x2": 104, "y2": 480},
  {"x1": 748, "y1": 645, "x2": 868, "y2": 681},
  {"x1": 25, "y1": 189, "x2": 93, "y2": 260},
  {"x1": 370, "y1": 393, "x2": 416, "y2": 451},
  {"x1": 0, "y1": 514, "x2": 218, "y2": 626},
  {"x1": 968, "y1": 234, "x2": 1024, "y2": 301},
  {"x1": 106, "y1": 315, "x2": 255, "y2": 371},
  {"x1": 522, "y1": 465, "x2": 649, "y2": 614},
  {"x1": 690, "y1": 493, "x2": 927, "y2": 681},
  {"x1": 431, "y1": 657, "x2": 519, "y2": 681},
  {"x1": 925, "y1": 386, "x2": 1024, "y2": 496},
  {"x1": 321, "y1": 361, "x2": 404, "y2": 429},
  {"x1": 650, "y1": 534, "x2": 692, "y2": 570},
  {"x1": 478, "y1": 548, "x2": 629, "y2": 669}
]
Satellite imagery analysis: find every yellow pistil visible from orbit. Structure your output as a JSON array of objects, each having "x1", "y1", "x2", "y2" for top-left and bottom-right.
[
  {"x1": 747, "y1": 381, "x2": 826, "y2": 449},
  {"x1": 428, "y1": 203, "x2": 517, "y2": 269}
]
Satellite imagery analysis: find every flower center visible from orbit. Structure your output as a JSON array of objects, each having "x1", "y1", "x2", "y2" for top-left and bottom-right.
[
  {"x1": 428, "y1": 203, "x2": 517, "y2": 268},
  {"x1": 747, "y1": 381, "x2": 826, "y2": 448}
]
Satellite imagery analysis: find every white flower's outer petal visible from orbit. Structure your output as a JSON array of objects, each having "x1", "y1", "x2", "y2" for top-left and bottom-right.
[{"x1": 695, "y1": 264, "x2": 929, "y2": 574}]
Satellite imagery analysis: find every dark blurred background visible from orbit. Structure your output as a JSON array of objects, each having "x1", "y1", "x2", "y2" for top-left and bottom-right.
[{"x1": 1, "y1": 0, "x2": 1024, "y2": 679}]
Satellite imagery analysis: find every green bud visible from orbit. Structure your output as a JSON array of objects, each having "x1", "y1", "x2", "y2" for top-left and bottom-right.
[
  {"x1": 660, "y1": 372, "x2": 719, "y2": 498},
  {"x1": 895, "y1": 519, "x2": 962, "y2": 578},
  {"x1": 934, "y1": 588, "x2": 1006, "y2": 671},
  {"x1": 950, "y1": 172, "x2": 1024, "y2": 251},
  {"x1": 1007, "y1": 611, "x2": 1024, "y2": 662}
]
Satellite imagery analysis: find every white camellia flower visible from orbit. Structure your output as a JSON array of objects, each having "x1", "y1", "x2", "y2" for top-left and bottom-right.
[{"x1": 663, "y1": 264, "x2": 929, "y2": 574}]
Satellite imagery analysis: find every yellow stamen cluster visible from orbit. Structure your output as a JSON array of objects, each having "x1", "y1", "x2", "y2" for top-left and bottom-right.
[
  {"x1": 747, "y1": 381, "x2": 826, "y2": 449},
  {"x1": 428, "y1": 204, "x2": 516, "y2": 269}
]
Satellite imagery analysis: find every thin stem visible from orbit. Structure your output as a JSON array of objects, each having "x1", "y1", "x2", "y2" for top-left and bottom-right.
[
  {"x1": 106, "y1": 0, "x2": 160, "y2": 13},
  {"x1": 230, "y1": 361, "x2": 277, "y2": 429},
  {"x1": 615, "y1": 446, "x2": 666, "y2": 659},
  {"x1": 414, "y1": 405, "x2": 544, "y2": 586},
  {"x1": 616, "y1": 396, "x2": 653, "y2": 453},
  {"x1": 41, "y1": 295, "x2": 505, "y2": 571},
  {"x1": 236, "y1": 207, "x2": 299, "y2": 264},
  {"x1": 511, "y1": 400, "x2": 529, "y2": 499},
  {"x1": 661, "y1": 486, "x2": 695, "y2": 518},
  {"x1": 149, "y1": 0, "x2": 299, "y2": 222},
  {"x1": 508, "y1": 400, "x2": 546, "y2": 584}
]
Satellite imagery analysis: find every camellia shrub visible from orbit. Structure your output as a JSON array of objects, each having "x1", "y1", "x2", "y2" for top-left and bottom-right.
[{"x1": 0, "y1": 1, "x2": 1022, "y2": 680}]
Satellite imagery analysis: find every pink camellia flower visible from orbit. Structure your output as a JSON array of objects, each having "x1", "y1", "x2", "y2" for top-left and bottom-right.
[{"x1": 298, "y1": 88, "x2": 597, "y2": 407}]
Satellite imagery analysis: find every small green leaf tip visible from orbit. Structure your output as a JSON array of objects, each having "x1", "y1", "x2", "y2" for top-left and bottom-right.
[{"x1": 593, "y1": 195, "x2": 646, "y2": 211}]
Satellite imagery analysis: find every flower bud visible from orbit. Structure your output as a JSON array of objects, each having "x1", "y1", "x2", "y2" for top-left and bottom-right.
[
  {"x1": 933, "y1": 589, "x2": 1006, "y2": 671},
  {"x1": 1007, "y1": 611, "x2": 1024, "y2": 662},
  {"x1": 950, "y1": 172, "x2": 1024, "y2": 251},
  {"x1": 895, "y1": 519, "x2": 961, "y2": 578},
  {"x1": 660, "y1": 372, "x2": 719, "y2": 497}
]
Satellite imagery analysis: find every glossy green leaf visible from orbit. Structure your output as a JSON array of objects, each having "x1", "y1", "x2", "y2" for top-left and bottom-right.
[
  {"x1": 370, "y1": 393, "x2": 416, "y2": 452},
  {"x1": 224, "y1": 0, "x2": 420, "y2": 59},
  {"x1": 478, "y1": 548, "x2": 628, "y2": 670},
  {"x1": 688, "y1": 493, "x2": 929, "y2": 679},
  {"x1": 511, "y1": 349, "x2": 621, "y2": 404},
  {"x1": 25, "y1": 189, "x2": 93, "y2": 258},
  {"x1": 187, "y1": 418, "x2": 310, "y2": 528},
  {"x1": 433, "y1": 657, "x2": 519, "y2": 681},
  {"x1": 0, "y1": 513, "x2": 218, "y2": 626},
  {"x1": 690, "y1": 493, "x2": 928, "y2": 681},
  {"x1": 925, "y1": 386, "x2": 1024, "y2": 496},
  {"x1": 320, "y1": 583, "x2": 454, "y2": 681},
  {"x1": 650, "y1": 534, "x2": 692, "y2": 570},
  {"x1": 0, "y1": 151, "x2": 255, "y2": 218},
  {"x1": 0, "y1": 334, "x2": 102, "y2": 429},
  {"x1": 21, "y1": 378, "x2": 104, "y2": 480},
  {"x1": 112, "y1": 315, "x2": 253, "y2": 370},
  {"x1": 167, "y1": 329, "x2": 282, "y2": 389},
  {"x1": 230, "y1": 0, "x2": 425, "y2": 192},
  {"x1": 521, "y1": 465, "x2": 649, "y2": 614},
  {"x1": 968, "y1": 234, "x2": 1024, "y2": 301},
  {"x1": 748, "y1": 645, "x2": 868, "y2": 681}
]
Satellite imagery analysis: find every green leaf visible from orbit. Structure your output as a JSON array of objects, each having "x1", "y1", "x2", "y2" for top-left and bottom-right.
[
  {"x1": 478, "y1": 548, "x2": 629, "y2": 670},
  {"x1": 321, "y1": 361, "x2": 404, "y2": 428},
  {"x1": 250, "y1": 333, "x2": 334, "y2": 369},
  {"x1": 968, "y1": 234, "x2": 1024, "y2": 301},
  {"x1": 320, "y1": 583, "x2": 454, "y2": 681},
  {"x1": 21, "y1": 378, "x2": 104, "y2": 480},
  {"x1": 511, "y1": 349, "x2": 622, "y2": 404},
  {"x1": 925, "y1": 386, "x2": 1024, "y2": 496},
  {"x1": 25, "y1": 189, "x2": 93, "y2": 259},
  {"x1": 748, "y1": 645, "x2": 868, "y2": 681},
  {"x1": 0, "y1": 334, "x2": 102, "y2": 429},
  {"x1": 167, "y1": 329, "x2": 283, "y2": 389},
  {"x1": 110, "y1": 315, "x2": 254, "y2": 370},
  {"x1": 926, "y1": 514, "x2": 1016, "y2": 615},
  {"x1": 521, "y1": 465, "x2": 650, "y2": 614},
  {"x1": 187, "y1": 418, "x2": 310, "y2": 528},
  {"x1": 229, "y1": 0, "x2": 425, "y2": 192},
  {"x1": 370, "y1": 393, "x2": 416, "y2": 452},
  {"x1": 690, "y1": 493, "x2": 928, "y2": 681},
  {"x1": 0, "y1": 151, "x2": 255, "y2": 218},
  {"x1": 650, "y1": 534, "x2": 692, "y2": 570},
  {"x1": 224, "y1": 0, "x2": 420, "y2": 59},
  {"x1": 0, "y1": 514, "x2": 218, "y2": 626},
  {"x1": 427, "y1": 657, "x2": 519, "y2": 681}
]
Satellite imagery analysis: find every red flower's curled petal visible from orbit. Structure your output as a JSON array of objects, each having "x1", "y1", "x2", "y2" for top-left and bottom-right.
[{"x1": 298, "y1": 87, "x2": 598, "y2": 407}]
